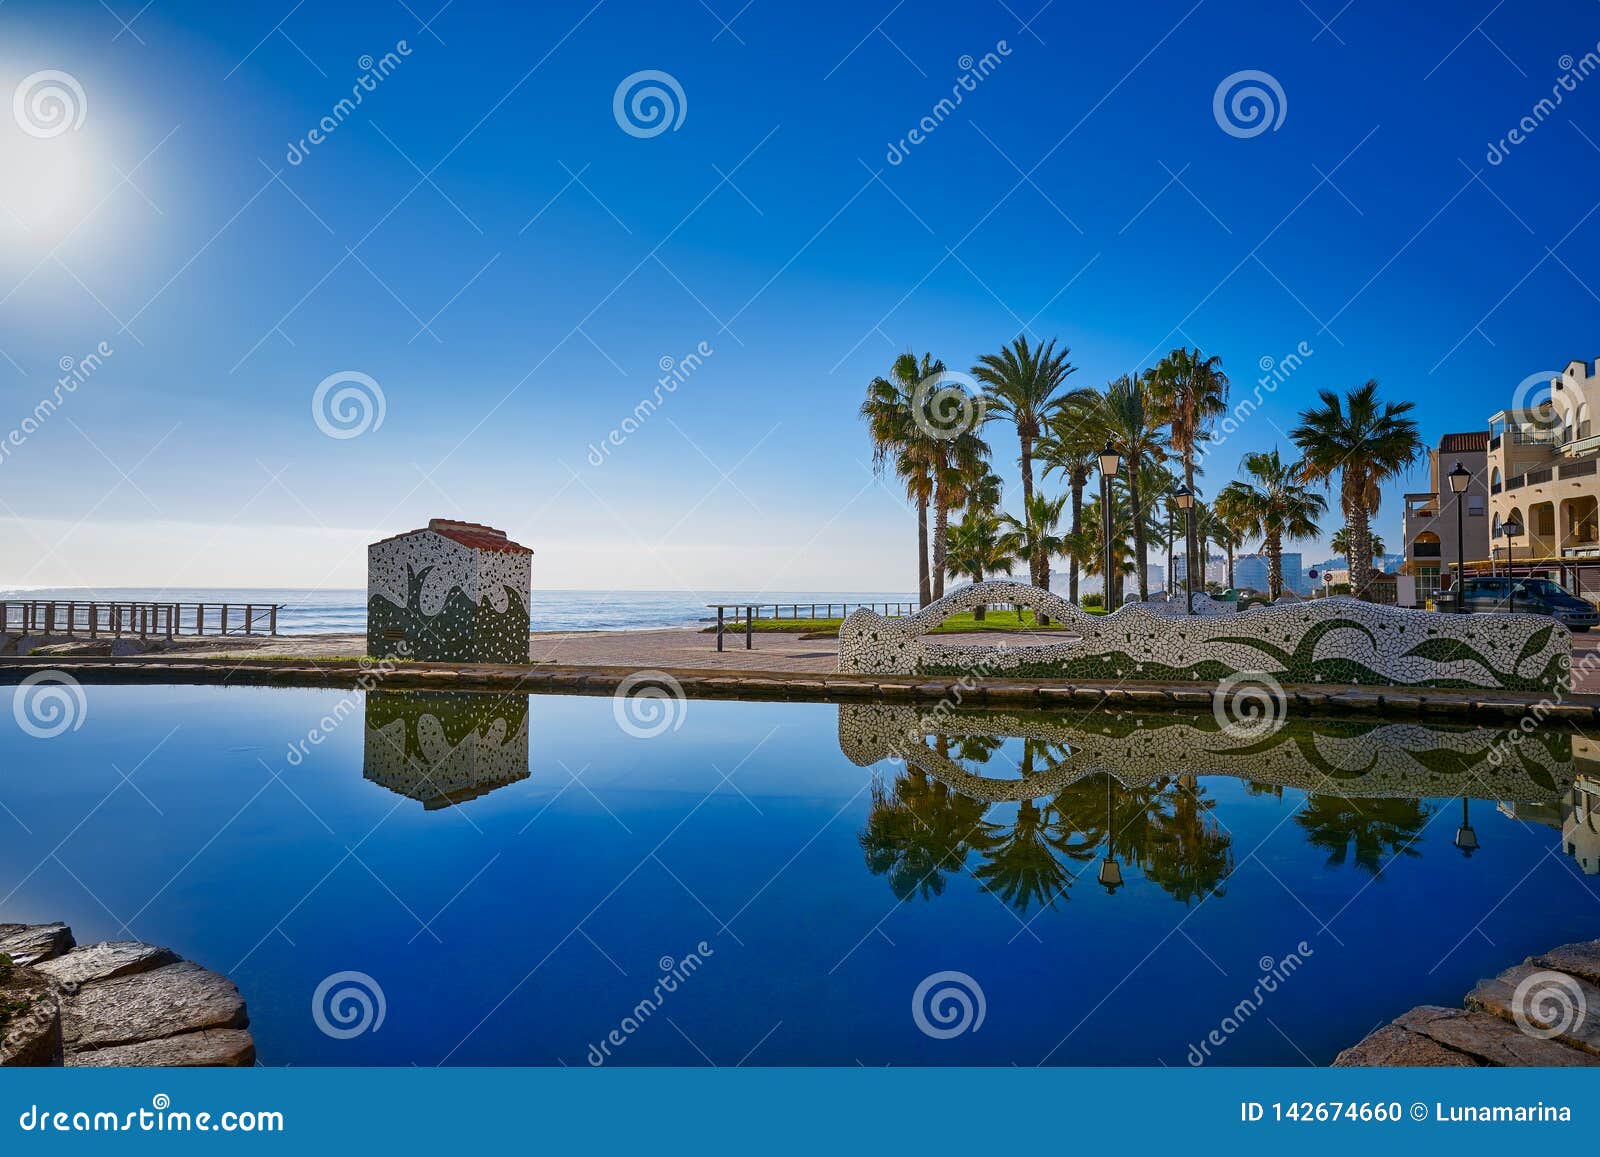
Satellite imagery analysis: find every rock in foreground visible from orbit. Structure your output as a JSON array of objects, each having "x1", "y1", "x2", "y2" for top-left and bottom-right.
[{"x1": 0, "y1": 923, "x2": 252, "y2": 1067}]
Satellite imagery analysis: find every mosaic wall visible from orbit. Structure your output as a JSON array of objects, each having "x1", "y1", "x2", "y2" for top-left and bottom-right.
[
  {"x1": 838, "y1": 704, "x2": 1577, "y2": 805},
  {"x1": 364, "y1": 691, "x2": 530, "y2": 809},
  {"x1": 367, "y1": 525, "x2": 531, "y2": 663},
  {"x1": 837, "y1": 580, "x2": 1570, "y2": 693}
]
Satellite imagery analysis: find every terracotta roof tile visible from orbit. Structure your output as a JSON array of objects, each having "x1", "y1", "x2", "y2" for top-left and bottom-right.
[
  {"x1": 1439, "y1": 431, "x2": 1490, "y2": 453},
  {"x1": 370, "y1": 519, "x2": 533, "y2": 554}
]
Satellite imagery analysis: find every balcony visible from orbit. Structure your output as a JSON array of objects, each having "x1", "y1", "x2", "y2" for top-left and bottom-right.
[
  {"x1": 1526, "y1": 467, "x2": 1554, "y2": 485},
  {"x1": 1561, "y1": 458, "x2": 1599, "y2": 479},
  {"x1": 1411, "y1": 542, "x2": 1442, "y2": 558},
  {"x1": 1490, "y1": 480, "x2": 1502, "y2": 494}
]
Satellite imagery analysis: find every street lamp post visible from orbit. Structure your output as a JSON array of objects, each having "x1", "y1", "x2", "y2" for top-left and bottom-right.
[
  {"x1": 1448, "y1": 461, "x2": 1470, "y2": 612},
  {"x1": 1099, "y1": 443, "x2": 1123, "y2": 611},
  {"x1": 1502, "y1": 516, "x2": 1523, "y2": 611},
  {"x1": 1174, "y1": 485, "x2": 1195, "y2": 614}
]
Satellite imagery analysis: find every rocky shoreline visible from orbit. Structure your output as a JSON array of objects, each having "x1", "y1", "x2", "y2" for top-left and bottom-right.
[
  {"x1": 0, "y1": 923, "x2": 254, "y2": 1067},
  {"x1": 1334, "y1": 939, "x2": 1600, "y2": 1066}
]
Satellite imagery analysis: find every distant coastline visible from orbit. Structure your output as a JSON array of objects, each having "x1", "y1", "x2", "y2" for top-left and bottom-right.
[{"x1": 0, "y1": 587, "x2": 917, "y2": 635}]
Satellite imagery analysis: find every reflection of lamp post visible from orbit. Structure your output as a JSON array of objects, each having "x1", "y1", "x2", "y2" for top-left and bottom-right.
[
  {"x1": 1097, "y1": 773, "x2": 1123, "y2": 893},
  {"x1": 1448, "y1": 462, "x2": 1471, "y2": 612},
  {"x1": 1502, "y1": 516, "x2": 1523, "y2": 611},
  {"x1": 1174, "y1": 485, "x2": 1195, "y2": 614},
  {"x1": 1454, "y1": 797, "x2": 1479, "y2": 857},
  {"x1": 1099, "y1": 443, "x2": 1123, "y2": 611}
]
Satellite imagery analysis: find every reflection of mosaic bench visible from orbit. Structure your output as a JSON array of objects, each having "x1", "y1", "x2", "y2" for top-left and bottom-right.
[
  {"x1": 838, "y1": 581, "x2": 1570, "y2": 693},
  {"x1": 364, "y1": 692, "x2": 530, "y2": 809},
  {"x1": 838, "y1": 704, "x2": 1576, "y2": 805}
]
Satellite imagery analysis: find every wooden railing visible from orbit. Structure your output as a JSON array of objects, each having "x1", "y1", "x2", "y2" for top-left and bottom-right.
[
  {"x1": 0, "y1": 601, "x2": 282, "y2": 638},
  {"x1": 705, "y1": 602, "x2": 917, "y2": 651}
]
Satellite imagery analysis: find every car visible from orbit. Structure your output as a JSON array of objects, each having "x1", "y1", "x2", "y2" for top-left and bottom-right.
[{"x1": 1436, "y1": 576, "x2": 1599, "y2": 631}]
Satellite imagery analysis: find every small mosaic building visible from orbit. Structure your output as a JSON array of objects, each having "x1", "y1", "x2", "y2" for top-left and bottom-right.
[{"x1": 367, "y1": 519, "x2": 532, "y2": 663}]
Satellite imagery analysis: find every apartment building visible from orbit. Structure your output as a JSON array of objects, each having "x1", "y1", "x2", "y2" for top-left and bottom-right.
[
  {"x1": 1401, "y1": 431, "x2": 1490, "y2": 598},
  {"x1": 1485, "y1": 360, "x2": 1600, "y2": 595}
]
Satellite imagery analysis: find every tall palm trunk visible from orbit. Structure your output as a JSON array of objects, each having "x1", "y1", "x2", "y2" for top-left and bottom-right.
[
  {"x1": 1129, "y1": 469, "x2": 1149, "y2": 601},
  {"x1": 1266, "y1": 530, "x2": 1283, "y2": 600},
  {"x1": 916, "y1": 495, "x2": 932, "y2": 607},
  {"x1": 1019, "y1": 437, "x2": 1038, "y2": 586},
  {"x1": 1348, "y1": 503, "x2": 1373, "y2": 599},
  {"x1": 1069, "y1": 471, "x2": 1086, "y2": 603},
  {"x1": 932, "y1": 483, "x2": 949, "y2": 601},
  {"x1": 1183, "y1": 454, "x2": 1199, "y2": 604},
  {"x1": 973, "y1": 568, "x2": 987, "y2": 622},
  {"x1": 1226, "y1": 543, "x2": 1235, "y2": 590}
]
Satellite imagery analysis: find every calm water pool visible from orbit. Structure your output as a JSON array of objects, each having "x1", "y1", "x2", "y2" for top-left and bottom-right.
[{"x1": 1, "y1": 684, "x2": 1596, "y2": 1066}]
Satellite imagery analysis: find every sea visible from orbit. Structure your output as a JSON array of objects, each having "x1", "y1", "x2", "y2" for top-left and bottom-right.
[{"x1": 0, "y1": 588, "x2": 918, "y2": 635}]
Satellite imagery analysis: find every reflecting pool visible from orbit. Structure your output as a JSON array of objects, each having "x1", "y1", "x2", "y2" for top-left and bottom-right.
[{"x1": 1, "y1": 684, "x2": 1596, "y2": 1066}]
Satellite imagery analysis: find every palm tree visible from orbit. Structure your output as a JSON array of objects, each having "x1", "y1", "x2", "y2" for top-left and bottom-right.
[
  {"x1": 1001, "y1": 493, "x2": 1069, "y2": 603},
  {"x1": 860, "y1": 769, "x2": 997, "y2": 900},
  {"x1": 1101, "y1": 375, "x2": 1169, "y2": 601},
  {"x1": 1331, "y1": 526, "x2": 1385, "y2": 562},
  {"x1": 972, "y1": 337, "x2": 1077, "y2": 589},
  {"x1": 929, "y1": 429, "x2": 991, "y2": 601},
  {"x1": 944, "y1": 511, "x2": 1021, "y2": 621},
  {"x1": 861, "y1": 351, "x2": 943, "y2": 606},
  {"x1": 1080, "y1": 486, "x2": 1139, "y2": 604},
  {"x1": 1290, "y1": 381, "x2": 1422, "y2": 599},
  {"x1": 1037, "y1": 388, "x2": 1106, "y2": 604},
  {"x1": 1216, "y1": 449, "x2": 1327, "y2": 599},
  {"x1": 1151, "y1": 349, "x2": 1229, "y2": 603},
  {"x1": 1203, "y1": 503, "x2": 1244, "y2": 590}
]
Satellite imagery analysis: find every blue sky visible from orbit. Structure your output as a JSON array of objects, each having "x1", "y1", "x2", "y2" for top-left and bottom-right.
[{"x1": 2, "y1": 0, "x2": 1599, "y2": 590}]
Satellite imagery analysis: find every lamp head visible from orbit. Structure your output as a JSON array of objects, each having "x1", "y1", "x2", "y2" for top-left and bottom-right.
[
  {"x1": 1098, "y1": 443, "x2": 1122, "y2": 477},
  {"x1": 1447, "y1": 461, "x2": 1471, "y2": 494}
]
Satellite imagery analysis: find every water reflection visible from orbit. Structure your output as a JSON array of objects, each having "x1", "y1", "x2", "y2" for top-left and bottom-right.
[
  {"x1": 841, "y1": 704, "x2": 1591, "y2": 911},
  {"x1": 364, "y1": 691, "x2": 530, "y2": 809}
]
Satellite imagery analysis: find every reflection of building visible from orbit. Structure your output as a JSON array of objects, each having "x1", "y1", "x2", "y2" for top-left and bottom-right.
[
  {"x1": 364, "y1": 691, "x2": 530, "y2": 809},
  {"x1": 1500, "y1": 753, "x2": 1599, "y2": 875},
  {"x1": 367, "y1": 519, "x2": 533, "y2": 663}
]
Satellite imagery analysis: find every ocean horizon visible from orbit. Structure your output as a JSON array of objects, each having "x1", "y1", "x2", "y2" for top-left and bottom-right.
[{"x1": 0, "y1": 587, "x2": 920, "y2": 634}]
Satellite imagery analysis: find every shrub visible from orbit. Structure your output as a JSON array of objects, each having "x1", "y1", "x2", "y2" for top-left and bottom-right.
[{"x1": 1081, "y1": 592, "x2": 1105, "y2": 609}]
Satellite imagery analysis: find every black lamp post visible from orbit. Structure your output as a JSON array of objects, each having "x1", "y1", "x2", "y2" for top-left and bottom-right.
[
  {"x1": 1099, "y1": 443, "x2": 1122, "y2": 611},
  {"x1": 1448, "y1": 461, "x2": 1470, "y2": 612},
  {"x1": 1097, "y1": 773, "x2": 1123, "y2": 894},
  {"x1": 1174, "y1": 484, "x2": 1195, "y2": 614},
  {"x1": 1502, "y1": 516, "x2": 1523, "y2": 611},
  {"x1": 1454, "y1": 797, "x2": 1479, "y2": 857}
]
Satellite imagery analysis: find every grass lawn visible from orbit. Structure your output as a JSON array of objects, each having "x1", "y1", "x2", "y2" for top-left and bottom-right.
[{"x1": 702, "y1": 606, "x2": 1102, "y2": 637}]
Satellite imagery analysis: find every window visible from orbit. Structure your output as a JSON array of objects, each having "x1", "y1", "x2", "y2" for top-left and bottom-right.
[{"x1": 1467, "y1": 496, "x2": 1486, "y2": 515}]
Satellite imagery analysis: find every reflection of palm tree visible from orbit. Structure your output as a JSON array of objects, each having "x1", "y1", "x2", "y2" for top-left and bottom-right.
[
  {"x1": 974, "y1": 796, "x2": 1073, "y2": 913},
  {"x1": 1294, "y1": 795, "x2": 1433, "y2": 876},
  {"x1": 1146, "y1": 776, "x2": 1234, "y2": 904},
  {"x1": 859, "y1": 769, "x2": 997, "y2": 900}
]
